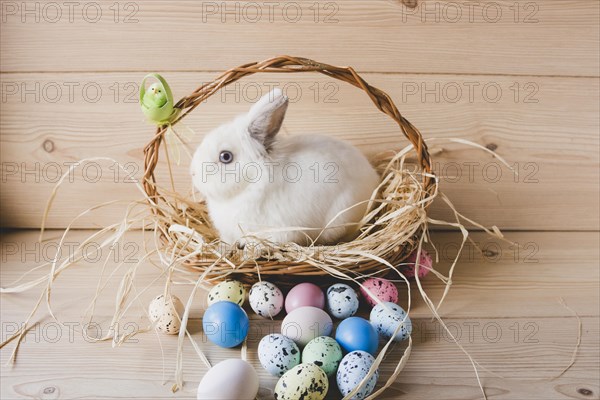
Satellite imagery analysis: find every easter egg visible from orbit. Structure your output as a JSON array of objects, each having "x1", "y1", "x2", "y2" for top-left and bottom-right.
[
  {"x1": 285, "y1": 282, "x2": 325, "y2": 313},
  {"x1": 326, "y1": 283, "x2": 359, "y2": 319},
  {"x1": 202, "y1": 301, "x2": 249, "y2": 348},
  {"x1": 197, "y1": 359, "x2": 259, "y2": 400},
  {"x1": 258, "y1": 334, "x2": 300, "y2": 376},
  {"x1": 370, "y1": 302, "x2": 412, "y2": 342},
  {"x1": 335, "y1": 317, "x2": 379, "y2": 355},
  {"x1": 249, "y1": 281, "x2": 284, "y2": 318},
  {"x1": 207, "y1": 280, "x2": 246, "y2": 306},
  {"x1": 302, "y1": 336, "x2": 343, "y2": 377},
  {"x1": 402, "y1": 249, "x2": 433, "y2": 279},
  {"x1": 148, "y1": 294, "x2": 184, "y2": 335},
  {"x1": 336, "y1": 351, "x2": 379, "y2": 400},
  {"x1": 360, "y1": 278, "x2": 398, "y2": 307},
  {"x1": 274, "y1": 363, "x2": 329, "y2": 400},
  {"x1": 281, "y1": 306, "x2": 333, "y2": 347}
]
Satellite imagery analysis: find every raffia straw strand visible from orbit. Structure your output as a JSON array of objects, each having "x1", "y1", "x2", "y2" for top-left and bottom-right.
[{"x1": 552, "y1": 298, "x2": 582, "y2": 380}]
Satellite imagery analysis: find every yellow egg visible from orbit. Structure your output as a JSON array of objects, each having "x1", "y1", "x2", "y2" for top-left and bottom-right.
[
  {"x1": 207, "y1": 280, "x2": 246, "y2": 306},
  {"x1": 274, "y1": 363, "x2": 328, "y2": 400}
]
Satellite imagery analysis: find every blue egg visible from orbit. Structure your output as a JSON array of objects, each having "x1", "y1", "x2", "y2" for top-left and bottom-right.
[
  {"x1": 202, "y1": 301, "x2": 249, "y2": 348},
  {"x1": 335, "y1": 317, "x2": 379, "y2": 355}
]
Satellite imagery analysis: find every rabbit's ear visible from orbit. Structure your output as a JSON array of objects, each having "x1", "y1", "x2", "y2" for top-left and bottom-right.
[{"x1": 247, "y1": 88, "x2": 288, "y2": 150}]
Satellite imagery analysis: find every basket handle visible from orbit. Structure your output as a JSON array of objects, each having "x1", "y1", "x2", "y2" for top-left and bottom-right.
[{"x1": 143, "y1": 56, "x2": 433, "y2": 201}]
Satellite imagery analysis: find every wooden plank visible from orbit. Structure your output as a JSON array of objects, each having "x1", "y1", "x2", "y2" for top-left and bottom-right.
[
  {"x1": 1, "y1": 317, "x2": 597, "y2": 399},
  {"x1": 1, "y1": 231, "x2": 598, "y2": 317},
  {"x1": 0, "y1": 1, "x2": 598, "y2": 76},
  {"x1": 1, "y1": 230, "x2": 598, "y2": 399},
  {"x1": 1, "y1": 72, "x2": 598, "y2": 229}
]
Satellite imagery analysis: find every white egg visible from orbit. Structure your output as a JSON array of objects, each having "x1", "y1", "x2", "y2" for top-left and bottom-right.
[
  {"x1": 148, "y1": 294, "x2": 184, "y2": 335},
  {"x1": 258, "y1": 334, "x2": 300, "y2": 376},
  {"x1": 281, "y1": 306, "x2": 333, "y2": 347},
  {"x1": 249, "y1": 281, "x2": 284, "y2": 318},
  {"x1": 197, "y1": 359, "x2": 259, "y2": 400},
  {"x1": 369, "y1": 302, "x2": 412, "y2": 341},
  {"x1": 326, "y1": 283, "x2": 359, "y2": 319},
  {"x1": 336, "y1": 351, "x2": 379, "y2": 399}
]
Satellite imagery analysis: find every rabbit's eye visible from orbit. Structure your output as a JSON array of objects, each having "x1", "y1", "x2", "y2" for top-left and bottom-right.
[{"x1": 219, "y1": 150, "x2": 234, "y2": 164}]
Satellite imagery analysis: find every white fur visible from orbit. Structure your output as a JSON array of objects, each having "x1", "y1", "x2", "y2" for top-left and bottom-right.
[{"x1": 190, "y1": 89, "x2": 380, "y2": 246}]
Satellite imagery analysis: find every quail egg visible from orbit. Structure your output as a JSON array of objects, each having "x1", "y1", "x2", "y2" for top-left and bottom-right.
[
  {"x1": 258, "y1": 334, "x2": 300, "y2": 376},
  {"x1": 326, "y1": 283, "x2": 359, "y2": 319}
]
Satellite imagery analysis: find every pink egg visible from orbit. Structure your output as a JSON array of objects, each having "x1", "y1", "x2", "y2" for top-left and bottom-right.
[
  {"x1": 285, "y1": 283, "x2": 325, "y2": 313},
  {"x1": 360, "y1": 278, "x2": 398, "y2": 307},
  {"x1": 402, "y1": 249, "x2": 433, "y2": 279}
]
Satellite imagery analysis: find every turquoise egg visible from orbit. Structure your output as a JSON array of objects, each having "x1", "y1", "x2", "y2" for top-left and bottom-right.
[{"x1": 302, "y1": 336, "x2": 343, "y2": 377}]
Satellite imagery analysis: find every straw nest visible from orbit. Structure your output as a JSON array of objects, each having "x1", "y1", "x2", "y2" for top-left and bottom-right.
[{"x1": 143, "y1": 56, "x2": 436, "y2": 286}]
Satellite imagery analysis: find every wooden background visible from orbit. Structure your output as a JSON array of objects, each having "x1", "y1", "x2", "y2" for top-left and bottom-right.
[
  {"x1": 1, "y1": 1, "x2": 599, "y2": 400},
  {"x1": 0, "y1": 0, "x2": 598, "y2": 229}
]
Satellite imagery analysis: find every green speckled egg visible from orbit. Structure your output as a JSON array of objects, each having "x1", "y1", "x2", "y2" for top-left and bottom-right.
[
  {"x1": 302, "y1": 336, "x2": 343, "y2": 377},
  {"x1": 207, "y1": 280, "x2": 246, "y2": 306},
  {"x1": 274, "y1": 363, "x2": 328, "y2": 400}
]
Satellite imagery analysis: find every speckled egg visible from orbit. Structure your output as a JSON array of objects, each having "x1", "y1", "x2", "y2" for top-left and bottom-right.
[
  {"x1": 336, "y1": 351, "x2": 379, "y2": 400},
  {"x1": 302, "y1": 336, "x2": 343, "y2": 377},
  {"x1": 207, "y1": 280, "x2": 246, "y2": 306},
  {"x1": 370, "y1": 302, "x2": 412, "y2": 342},
  {"x1": 148, "y1": 294, "x2": 184, "y2": 334},
  {"x1": 274, "y1": 363, "x2": 329, "y2": 400},
  {"x1": 360, "y1": 278, "x2": 398, "y2": 307},
  {"x1": 249, "y1": 281, "x2": 284, "y2": 318},
  {"x1": 258, "y1": 334, "x2": 300, "y2": 376},
  {"x1": 326, "y1": 283, "x2": 359, "y2": 319},
  {"x1": 401, "y1": 249, "x2": 433, "y2": 279}
]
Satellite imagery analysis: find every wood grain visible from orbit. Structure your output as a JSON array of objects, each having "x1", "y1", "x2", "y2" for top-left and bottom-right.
[
  {"x1": 1, "y1": 1, "x2": 598, "y2": 399},
  {"x1": 1, "y1": 230, "x2": 598, "y2": 399},
  {"x1": 0, "y1": 1, "x2": 598, "y2": 76},
  {"x1": 1, "y1": 72, "x2": 598, "y2": 229}
]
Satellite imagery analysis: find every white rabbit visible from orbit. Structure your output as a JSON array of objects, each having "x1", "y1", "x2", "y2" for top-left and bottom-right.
[{"x1": 190, "y1": 88, "x2": 380, "y2": 246}]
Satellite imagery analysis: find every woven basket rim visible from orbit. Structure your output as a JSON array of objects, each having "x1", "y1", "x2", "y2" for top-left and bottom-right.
[{"x1": 141, "y1": 55, "x2": 434, "y2": 283}]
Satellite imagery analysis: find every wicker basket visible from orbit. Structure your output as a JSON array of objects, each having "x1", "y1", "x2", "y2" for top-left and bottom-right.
[{"x1": 141, "y1": 56, "x2": 434, "y2": 286}]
